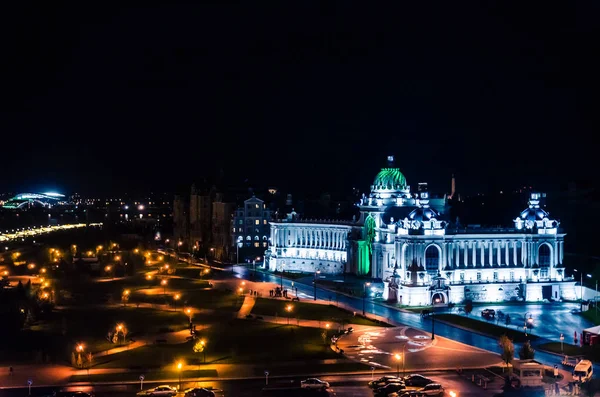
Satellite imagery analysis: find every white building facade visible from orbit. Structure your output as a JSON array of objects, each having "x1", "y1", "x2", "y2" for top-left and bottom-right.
[{"x1": 265, "y1": 157, "x2": 577, "y2": 305}]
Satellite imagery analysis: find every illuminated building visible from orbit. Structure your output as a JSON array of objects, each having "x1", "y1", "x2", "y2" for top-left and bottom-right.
[
  {"x1": 2, "y1": 192, "x2": 68, "y2": 209},
  {"x1": 232, "y1": 195, "x2": 273, "y2": 262},
  {"x1": 266, "y1": 156, "x2": 576, "y2": 305}
]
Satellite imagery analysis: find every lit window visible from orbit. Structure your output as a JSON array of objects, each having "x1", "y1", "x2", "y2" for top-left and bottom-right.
[
  {"x1": 255, "y1": 220, "x2": 260, "y2": 225},
  {"x1": 263, "y1": 220, "x2": 267, "y2": 224},
  {"x1": 254, "y1": 242, "x2": 259, "y2": 247},
  {"x1": 255, "y1": 204, "x2": 259, "y2": 209},
  {"x1": 232, "y1": 228, "x2": 235, "y2": 232},
  {"x1": 238, "y1": 220, "x2": 243, "y2": 224},
  {"x1": 263, "y1": 242, "x2": 267, "y2": 247}
]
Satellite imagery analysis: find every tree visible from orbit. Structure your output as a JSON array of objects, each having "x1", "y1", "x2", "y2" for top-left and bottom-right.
[
  {"x1": 498, "y1": 335, "x2": 514, "y2": 372},
  {"x1": 76, "y1": 353, "x2": 83, "y2": 368},
  {"x1": 464, "y1": 299, "x2": 473, "y2": 316},
  {"x1": 505, "y1": 314, "x2": 511, "y2": 328},
  {"x1": 193, "y1": 339, "x2": 205, "y2": 354},
  {"x1": 519, "y1": 340, "x2": 535, "y2": 360}
]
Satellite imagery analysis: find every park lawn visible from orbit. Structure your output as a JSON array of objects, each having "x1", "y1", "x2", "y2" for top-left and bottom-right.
[
  {"x1": 96, "y1": 319, "x2": 341, "y2": 369},
  {"x1": 250, "y1": 298, "x2": 388, "y2": 326},
  {"x1": 580, "y1": 310, "x2": 600, "y2": 325},
  {"x1": 538, "y1": 341, "x2": 600, "y2": 362},
  {"x1": 435, "y1": 314, "x2": 538, "y2": 343}
]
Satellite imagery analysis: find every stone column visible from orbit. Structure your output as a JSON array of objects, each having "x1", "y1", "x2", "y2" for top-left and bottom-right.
[
  {"x1": 513, "y1": 241, "x2": 518, "y2": 266},
  {"x1": 496, "y1": 241, "x2": 501, "y2": 266},
  {"x1": 471, "y1": 241, "x2": 477, "y2": 267},
  {"x1": 504, "y1": 240, "x2": 509, "y2": 266},
  {"x1": 486, "y1": 241, "x2": 491, "y2": 267},
  {"x1": 463, "y1": 241, "x2": 468, "y2": 267},
  {"x1": 559, "y1": 241, "x2": 564, "y2": 264}
]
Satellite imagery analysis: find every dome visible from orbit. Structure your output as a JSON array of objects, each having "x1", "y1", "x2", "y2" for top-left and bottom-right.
[
  {"x1": 408, "y1": 206, "x2": 439, "y2": 222},
  {"x1": 373, "y1": 168, "x2": 407, "y2": 190}
]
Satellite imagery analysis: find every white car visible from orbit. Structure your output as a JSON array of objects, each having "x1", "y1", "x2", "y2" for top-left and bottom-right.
[
  {"x1": 417, "y1": 383, "x2": 444, "y2": 396},
  {"x1": 137, "y1": 385, "x2": 177, "y2": 396},
  {"x1": 300, "y1": 378, "x2": 330, "y2": 390}
]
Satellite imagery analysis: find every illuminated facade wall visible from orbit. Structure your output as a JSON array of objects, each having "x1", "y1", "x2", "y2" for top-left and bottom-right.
[
  {"x1": 266, "y1": 157, "x2": 576, "y2": 305},
  {"x1": 267, "y1": 222, "x2": 351, "y2": 274}
]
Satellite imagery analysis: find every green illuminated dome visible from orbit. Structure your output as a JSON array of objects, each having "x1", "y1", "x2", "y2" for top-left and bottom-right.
[{"x1": 373, "y1": 168, "x2": 407, "y2": 190}]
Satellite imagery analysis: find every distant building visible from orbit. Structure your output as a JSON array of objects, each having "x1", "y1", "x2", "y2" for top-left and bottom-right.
[
  {"x1": 211, "y1": 194, "x2": 235, "y2": 261},
  {"x1": 232, "y1": 195, "x2": 273, "y2": 263}
]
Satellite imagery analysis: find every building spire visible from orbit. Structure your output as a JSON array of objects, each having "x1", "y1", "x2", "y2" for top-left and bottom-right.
[{"x1": 387, "y1": 155, "x2": 395, "y2": 167}]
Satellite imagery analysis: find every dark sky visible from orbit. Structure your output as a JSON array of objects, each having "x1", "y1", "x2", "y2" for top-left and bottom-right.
[{"x1": 2, "y1": 2, "x2": 598, "y2": 196}]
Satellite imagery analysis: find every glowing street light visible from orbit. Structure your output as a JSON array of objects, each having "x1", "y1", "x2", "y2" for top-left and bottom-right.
[
  {"x1": 173, "y1": 293, "x2": 180, "y2": 311},
  {"x1": 200, "y1": 339, "x2": 206, "y2": 363},
  {"x1": 77, "y1": 344, "x2": 84, "y2": 353},
  {"x1": 40, "y1": 268, "x2": 47, "y2": 274},
  {"x1": 114, "y1": 255, "x2": 121, "y2": 261},
  {"x1": 186, "y1": 308, "x2": 193, "y2": 323},
  {"x1": 286, "y1": 304, "x2": 293, "y2": 325},
  {"x1": 134, "y1": 248, "x2": 139, "y2": 254},
  {"x1": 161, "y1": 278, "x2": 168, "y2": 297},
  {"x1": 176, "y1": 361, "x2": 183, "y2": 390},
  {"x1": 363, "y1": 282, "x2": 371, "y2": 316},
  {"x1": 394, "y1": 353, "x2": 402, "y2": 378}
]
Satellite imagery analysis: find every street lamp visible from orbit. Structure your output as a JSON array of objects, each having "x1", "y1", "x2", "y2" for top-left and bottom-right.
[
  {"x1": 524, "y1": 312, "x2": 533, "y2": 336},
  {"x1": 122, "y1": 289, "x2": 130, "y2": 307},
  {"x1": 286, "y1": 304, "x2": 293, "y2": 325},
  {"x1": 314, "y1": 270, "x2": 321, "y2": 301},
  {"x1": 174, "y1": 293, "x2": 180, "y2": 311},
  {"x1": 394, "y1": 353, "x2": 401, "y2": 378},
  {"x1": 431, "y1": 297, "x2": 441, "y2": 340},
  {"x1": 176, "y1": 361, "x2": 183, "y2": 390},
  {"x1": 161, "y1": 279, "x2": 168, "y2": 298},
  {"x1": 363, "y1": 282, "x2": 371, "y2": 316},
  {"x1": 186, "y1": 308, "x2": 193, "y2": 323},
  {"x1": 200, "y1": 339, "x2": 206, "y2": 363},
  {"x1": 560, "y1": 333, "x2": 565, "y2": 353}
]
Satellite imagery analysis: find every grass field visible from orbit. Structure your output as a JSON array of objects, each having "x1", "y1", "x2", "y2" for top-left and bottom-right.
[
  {"x1": 95, "y1": 319, "x2": 342, "y2": 369},
  {"x1": 250, "y1": 298, "x2": 389, "y2": 326},
  {"x1": 70, "y1": 369, "x2": 218, "y2": 384},
  {"x1": 435, "y1": 314, "x2": 538, "y2": 343},
  {"x1": 538, "y1": 341, "x2": 600, "y2": 362}
]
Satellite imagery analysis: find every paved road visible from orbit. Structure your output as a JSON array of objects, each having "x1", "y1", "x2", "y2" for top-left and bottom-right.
[
  {"x1": 438, "y1": 302, "x2": 594, "y2": 341},
  {"x1": 0, "y1": 372, "x2": 499, "y2": 397},
  {"x1": 231, "y1": 265, "x2": 600, "y2": 374}
]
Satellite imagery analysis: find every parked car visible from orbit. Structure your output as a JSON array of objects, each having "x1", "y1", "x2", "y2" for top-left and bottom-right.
[
  {"x1": 374, "y1": 382, "x2": 406, "y2": 396},
  {"x1": 300, "y1": 378, "x2": 330, "y2": 390},
  {"x1": 184, "y1": 388, "x2": 215, "y2": 397},
  {"x1": 481, "y1": 309, "x2": 495, "y2": 318},
  {"x1": 402, "y1": 374, "x2": 434, "y2": 387},
  {"x1": 137, "y1": 385, "x2": 177, "y2": 396},
  {"x1": 368, "y1": 376, "x2": 403, "y2": 388},
  {"x1": 417, "y1": 383, "x2": 444, "y2": 396}
]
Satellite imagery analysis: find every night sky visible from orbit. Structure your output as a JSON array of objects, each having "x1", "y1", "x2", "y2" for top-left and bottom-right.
[{"x1": 2, "y1": 2, "x2": 598, "y2": 196}]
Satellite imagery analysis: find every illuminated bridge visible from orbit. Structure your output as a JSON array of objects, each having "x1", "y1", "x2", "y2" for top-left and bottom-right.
[
  {"x1": 0, "y1": 223, "x2": 103, "y2": 242},
  {"x1": 2, "y1": 192, "x2": 68, "y2": 209}
]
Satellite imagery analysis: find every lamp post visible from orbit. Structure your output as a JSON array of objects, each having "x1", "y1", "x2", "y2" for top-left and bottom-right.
[
  {"x1": 402, "y1": 343, "x2": 406, "y2": 376},
  {"x1": 176, "y1": 361, "x2": 183, "y2": 391},
  {"x1": 161, "y1": 279, "x2": 168, "y2": 298},
  {"x1": 431, "y1": 297, "x2": 440, "y2": 340},
  {"x1": 200, "y1": 339, "x2": 206, "y2": 363},
  {"x1": 286, "y1": 304, "x2": 293, "y2": 325},
  {"x1": 560, "y1": 333, "x2": 565, "y2": 353},
  {"x1": 394, "y1": 353, "x2": 401, "y2": 378},
  {"x1": 524, "y1": 312, "x2": 533, "y2": 336},
  {"x1": 314, "y1": 270, "x2": 320, "y2": 301},
  {"x1": 363, "y1": 282, "x2": 371, "y2": 316},
  {"x1": 174, "y1": 293, "x2": 180, "y2": 312}
]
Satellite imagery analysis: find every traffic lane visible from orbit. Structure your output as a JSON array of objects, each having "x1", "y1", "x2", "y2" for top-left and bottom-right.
[
  {"x1": 232, "y1": 265, "x2": 600, "y2": 374},
  {"x1": 439, "y1": 302, "x2": 593, "y2": 341},
  {"x1": 1, "y1": 373, "x2": 495, "y2": 397}
]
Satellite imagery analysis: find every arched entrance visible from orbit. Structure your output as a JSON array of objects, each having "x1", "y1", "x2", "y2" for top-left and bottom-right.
[
  {"x1": 432, "y1": 292, "x2": 446, "y2": 304},
  {"x1": 425, "y1": 245, "x2": 441, "y2": 275}
]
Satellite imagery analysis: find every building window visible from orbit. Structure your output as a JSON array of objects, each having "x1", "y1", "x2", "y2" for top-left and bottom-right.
[
  {"x1": 263, "y1": 242, "x2": 267, "y2": 247},
  {"x1": 255, "y1": 220, "x2": 260, "y2": 225},
  {"x1": 246, "y1": 236, "x2": 251, "y2": 241},
  {"x1": 255, "y1": 204, "x2": 259, "y2": 209},
  {"x1": 254, "y1": 242, "x2": 259, "y2": 247},
  {"x1": 238, "y1": 220, "x2": 243, "y2": 224},
  {"x1": 493, "y1": 272, "x2": 498, "y2": 281},
  {"x1": 510, "y1": 271, "x2": 514, "y2": 282},
  {"x1": 476, "y1": 272, "x2": 481, "y2": 281},
  {"x1": 460, "y1": 272, "x2": 465, "y2": 281},
  {"x1": 254, "y1": 236, "x2": 259, "y2": 241},
  {"x1": 425, "y1": 246, "x2": 440, "y2": 274},
  {"x1": 263, "y1": 220, "x2": 267, "y2": 224},
  {"x1": 539, "y1": 244, "x2": 551, "y2": 267}
]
